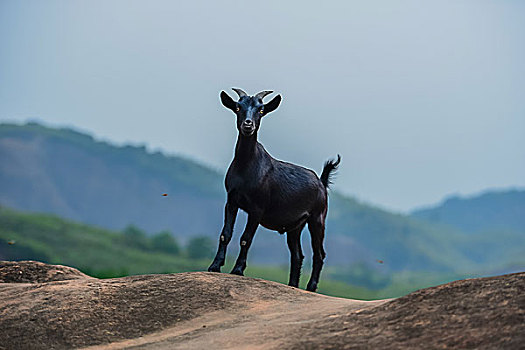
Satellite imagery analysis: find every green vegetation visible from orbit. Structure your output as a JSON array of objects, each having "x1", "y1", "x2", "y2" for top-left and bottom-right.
[
  {"x1": 0, "y1": 206, "x2": 463, "y2": 299},
  {"x1": 186, "y1": 236, "x2": 215, "y2": 260},
  {"x1": 150, "y1": 230, "x2": 181, "y2": 255},
  {"x1": 0, "y1": 206, "x2": 201, "y2": 277},
  {"x1": 329, "y1": 193, "x2": 525, "y2": 274}
]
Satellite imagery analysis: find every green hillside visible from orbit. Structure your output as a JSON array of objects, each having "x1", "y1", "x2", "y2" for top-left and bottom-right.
[
  {"x1": 0, "y1": 206, "x2": 400, "y2": 299},
  {"x1": 0, "y1": 206, "x2": 195, "y2": 277},
  {"x1": 1, "y1": 122, "x2": 523, "y2": 276},
  {"x1": 0, "y1": 122, "x2": 224, "y2": 236}
]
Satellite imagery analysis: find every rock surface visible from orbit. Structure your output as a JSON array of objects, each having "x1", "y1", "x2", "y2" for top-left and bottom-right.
[
  {"x1": 0, "y1": 261, "x2": 523, "y2": 349},
  {"x1": 0, "y1": 260, "x2": 93, "y2": 283}
]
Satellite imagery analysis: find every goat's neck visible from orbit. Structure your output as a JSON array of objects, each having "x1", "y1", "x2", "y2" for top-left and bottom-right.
[{"x1": 234, "y1": 133, "x2": 259, "y2": 163}]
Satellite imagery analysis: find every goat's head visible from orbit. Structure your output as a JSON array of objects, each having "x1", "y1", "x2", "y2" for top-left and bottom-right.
[{"x1": 220, "y1": 88, "x2": 282, "y2": 137}]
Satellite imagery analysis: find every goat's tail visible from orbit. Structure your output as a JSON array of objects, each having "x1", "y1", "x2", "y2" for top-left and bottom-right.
[{"x1": 320, "y1": 154, "x2": 341, "y2": 189}]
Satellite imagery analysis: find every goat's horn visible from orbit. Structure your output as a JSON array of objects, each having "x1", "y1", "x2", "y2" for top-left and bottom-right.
[
  {"x1": 255, "y1": 90, "x2": 273, "y2": 100},
  {"x1": 232, "y1": 88, "x2": 248, "y2": 99}
]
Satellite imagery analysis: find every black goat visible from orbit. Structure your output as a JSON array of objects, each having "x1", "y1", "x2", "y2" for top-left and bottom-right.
[{"x1": 208, "y1": 88, "x2": 340, "y2": 292}]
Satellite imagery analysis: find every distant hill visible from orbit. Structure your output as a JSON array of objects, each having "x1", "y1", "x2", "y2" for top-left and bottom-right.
[
  {"x1": 412, "y1": 190, "x2": 525, "y2": 233},
  {"x1": 1, "y1": 122, "x2": 523, "y2": 274},
  {"x1": 0, "y1": 122, "x2": 224, "y2": 236}
]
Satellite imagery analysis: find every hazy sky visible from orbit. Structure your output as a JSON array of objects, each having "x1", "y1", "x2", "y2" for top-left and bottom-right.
[{"x1": 1, "y1": 0, "x2": 524, "y2": 212}]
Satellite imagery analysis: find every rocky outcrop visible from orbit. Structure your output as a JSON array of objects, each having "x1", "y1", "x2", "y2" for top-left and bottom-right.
[{"x1": 0, "y1": 261, "x2": 523, "y2": 349}]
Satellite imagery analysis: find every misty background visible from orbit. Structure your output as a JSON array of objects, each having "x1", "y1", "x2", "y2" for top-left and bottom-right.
[{"x1": 1, "y1": 0, "x2": 524, "y2": 212}]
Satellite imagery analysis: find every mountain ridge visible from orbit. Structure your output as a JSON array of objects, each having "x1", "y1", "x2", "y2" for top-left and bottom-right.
[
  {"x1": 1, "y1": 122, "x2": 523, "y2": 274},
  {"x1": 412, "y1": 189, "x2": 525, "y2": 233}
]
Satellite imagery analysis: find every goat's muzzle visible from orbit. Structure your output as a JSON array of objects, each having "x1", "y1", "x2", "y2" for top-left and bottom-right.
[{"x1": 241, "y1": 121, "x2": 255, "y2": 136}]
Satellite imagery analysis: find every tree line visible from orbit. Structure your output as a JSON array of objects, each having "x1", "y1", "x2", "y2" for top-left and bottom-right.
[{"x1": 121, "y1": 225, "x2": 214, "y2": 260}]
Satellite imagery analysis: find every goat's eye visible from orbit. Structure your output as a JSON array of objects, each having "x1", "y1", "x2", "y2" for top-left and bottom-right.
[
  {"x1": 259, "y1": 109, "x2": 264, "y2": 114},
  {"x1": 236, "y1": 107, "x2": 240, "y2": 112}
]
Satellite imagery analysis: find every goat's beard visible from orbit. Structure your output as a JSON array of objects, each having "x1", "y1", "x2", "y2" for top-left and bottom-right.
[{"x1": 240, "y1": 128, "x2": 255, "y2": 137}]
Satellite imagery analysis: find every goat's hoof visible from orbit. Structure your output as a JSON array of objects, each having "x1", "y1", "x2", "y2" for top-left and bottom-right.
[
  {"x1": 306, "y1": 282, "x2": 318, "y2": 292},
  {"x1": 230, "y1": 268, "x2": 244, "y2": 276},
  {"x1": 208, "y1": 264, "x2": 221, "y2": 273}
]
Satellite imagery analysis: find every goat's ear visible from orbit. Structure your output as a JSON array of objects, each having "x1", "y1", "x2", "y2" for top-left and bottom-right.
[
  {"x1": 220, "y1": 91, "x2": 237, "y2": 111},
  {"x1": 263, "y1": 95, "x2": 282, "y2": 115}
]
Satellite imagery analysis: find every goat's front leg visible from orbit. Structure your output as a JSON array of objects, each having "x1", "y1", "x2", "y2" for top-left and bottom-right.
[
  {"x1": 208, "y1": 201, "x2": 238, "y2": 272},
  {"x1": 230, "y1": 214, "x2": 260, "y2": 276}
]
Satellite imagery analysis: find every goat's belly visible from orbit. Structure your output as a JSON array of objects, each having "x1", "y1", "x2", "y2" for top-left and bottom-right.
[
  {"x1": 260, "y1": 211, "x2": 310, "y2": 234},
  {"x1": 259, "y1": 221, "x2": 283, "y2": 232}
]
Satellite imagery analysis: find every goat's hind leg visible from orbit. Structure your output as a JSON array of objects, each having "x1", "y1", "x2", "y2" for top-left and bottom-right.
[
  {"x1": 208, "y1": 201, "x2": 238, "y2": 272},
  {"x1": 286, "y1": 225, "x2": 305, "y2": 288},
  {"x1": 306, "y1": 215, "x2": 326, "y2": 292}
]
